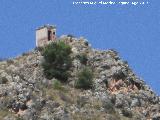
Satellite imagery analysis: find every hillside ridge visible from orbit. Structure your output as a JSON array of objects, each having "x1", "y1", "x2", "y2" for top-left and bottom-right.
[{"x1": 0, "y1": 36, "x2": 159, "y2": 120}]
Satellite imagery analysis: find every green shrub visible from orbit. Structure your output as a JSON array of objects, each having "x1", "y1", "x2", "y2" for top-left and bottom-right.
[
  {"x1": 6, "y1": 59, "x2": 14, "y2": 64},
  {"x1": 77, "y1": 96, "x2": 88, "y2": 107},
  {"x1": 16, "y1": 117, "x2": 24, "y2": 120},
  {"x1": 67, "y1": 34, "x2": 75, "y2": 38},
  {"x1": 75, "y1": 67, "x2": 93, "y2": 89},
  {"x1": 122, "y1": 108, "x2": 133, "y2": 118},
  {"x1": 103, "y1": 100, "x2": 115, "y2": 114},
  {"x1": 35, "y1": 46, "x2": 44, "y2": 52},
  {"x1": 84, "y1": 41, "x2": 89, "y2": 46},
  {"x1": 76, "y1": 54, "x2": 88, "y2": 65},
  {"x1": 22, "y1": 52, "x2": 29, "y2": 56},
  {"x1": 103, "y1": 78, "x2": 109, "y2": 88},
  {"x1": 42, "y1": 41, "x2": 72, "y2": 81},
  {"x1": 0, "y1": 77, "x2": 8, "y2": 84},
  {"x1": 53, "y1": 80, "x2": 63, "y2": 90}
]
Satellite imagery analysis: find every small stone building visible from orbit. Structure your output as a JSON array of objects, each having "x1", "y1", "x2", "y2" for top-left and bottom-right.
[{"x1": 36, "y1": 25, "x2": 56, "y2": 47}]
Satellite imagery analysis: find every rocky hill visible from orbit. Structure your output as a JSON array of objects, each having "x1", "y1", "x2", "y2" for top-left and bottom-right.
[{"x1": 0, "y1": 36, "x2": 160, "y2": 120}]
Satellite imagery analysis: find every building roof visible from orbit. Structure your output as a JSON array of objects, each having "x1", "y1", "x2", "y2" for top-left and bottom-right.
[{"x1": 36, "y1": 24, "x2": 56, "y2": 30}]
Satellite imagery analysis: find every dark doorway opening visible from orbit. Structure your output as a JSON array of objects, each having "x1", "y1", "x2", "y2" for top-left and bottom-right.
[{"x1": 48, "y1": 30, "x2": 51, "y2": 41}]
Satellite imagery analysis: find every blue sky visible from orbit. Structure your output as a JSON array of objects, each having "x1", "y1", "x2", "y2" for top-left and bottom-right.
[{"x1": 0, "y1": 0, "x2": 160, "y2": 95}]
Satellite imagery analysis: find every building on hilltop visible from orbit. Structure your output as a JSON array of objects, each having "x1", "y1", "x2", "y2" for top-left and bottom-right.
[{"x1": 36, "y1": 24, "x2": 56, "y2": 47}]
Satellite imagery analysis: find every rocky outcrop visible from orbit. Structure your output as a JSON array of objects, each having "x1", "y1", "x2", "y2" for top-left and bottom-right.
[{"x1": 0, "y1": 36, "x2": 159, "y2": 120}]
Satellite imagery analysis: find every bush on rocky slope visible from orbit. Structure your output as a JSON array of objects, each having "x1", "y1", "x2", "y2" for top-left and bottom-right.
[
  {"x1": 42, "y1": 41, "x2": 72, "y2": 81},
  {"x1": 76, "y1": 53, "x2": 88, "y2": 65},
  {"x1": 0, "y1": 76, "x2": 8, "y2": 84},
  {"x1": 75, "y1": 67, "x2": 93, "y2": 89},
  {"x1": 53, "y1": 79, "x2": 64, "y2": 90}
]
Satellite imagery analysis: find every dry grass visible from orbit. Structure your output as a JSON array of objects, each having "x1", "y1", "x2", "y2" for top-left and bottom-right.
[
  {"x1": 72, "y1": 112, "x2": 106, "y2": 120},
  {"x1": 0, "y1": 109, "x2": 12, "y2": 119},
  {"x1": 90, "y1": 99, "x2": 102, "y2": 110}
]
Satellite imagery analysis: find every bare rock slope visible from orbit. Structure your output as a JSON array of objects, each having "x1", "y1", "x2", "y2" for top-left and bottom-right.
[{"x1": 0, "y1": 36, "x2": 160, "y2": 120}]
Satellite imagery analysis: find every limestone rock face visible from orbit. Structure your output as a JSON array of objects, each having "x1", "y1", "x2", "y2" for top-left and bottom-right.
[{"x1": 0, "y1": 37, "x2": 159, "y2": 120}]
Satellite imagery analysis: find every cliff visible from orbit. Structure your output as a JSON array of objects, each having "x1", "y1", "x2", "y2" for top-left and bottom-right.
[{"x1": 0, "y1": 36, "x2": 159, "y2": 120}]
